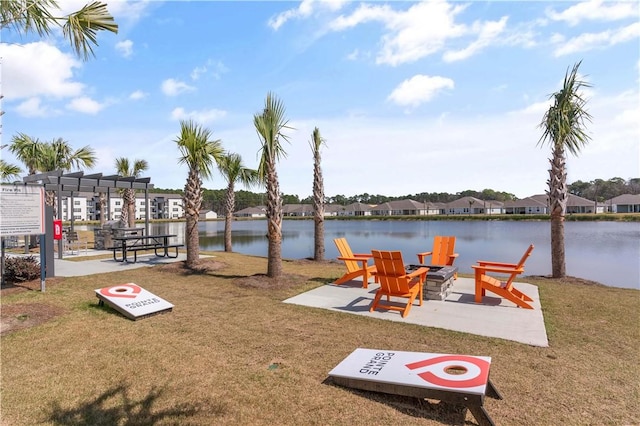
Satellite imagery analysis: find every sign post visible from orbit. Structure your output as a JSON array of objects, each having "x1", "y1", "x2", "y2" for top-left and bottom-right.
[{"x1": 0, "y1": 185, "x2": 47, "y2": 291}]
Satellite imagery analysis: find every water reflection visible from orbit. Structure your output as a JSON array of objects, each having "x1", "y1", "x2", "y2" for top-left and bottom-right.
[{"x1": 147, "y1": 219, "x2": 638, "y2": 289}]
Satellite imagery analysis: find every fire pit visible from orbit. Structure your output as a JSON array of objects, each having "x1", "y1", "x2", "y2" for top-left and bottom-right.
[{"x1": 406, "y1": 265, "x2": 458, "y2": 301}]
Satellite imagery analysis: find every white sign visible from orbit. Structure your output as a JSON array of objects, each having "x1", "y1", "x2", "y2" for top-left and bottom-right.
[
  {"x1": 329, "y1": 348, "x2": 492, "y2": 396},
  {"x1": 0, "y1": 185, "x2": 45, "y2": 237},
  {"x1": 95, "y1": 283, "x2": 173, "y2": 320}
]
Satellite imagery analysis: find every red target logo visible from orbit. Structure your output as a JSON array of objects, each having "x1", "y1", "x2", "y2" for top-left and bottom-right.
[
  {"x1": 99, "y1": 284, "x2": 142, "y2": 299},
  {"x1": 405, "y1": 355, "x2": 490, "y2": 389}
]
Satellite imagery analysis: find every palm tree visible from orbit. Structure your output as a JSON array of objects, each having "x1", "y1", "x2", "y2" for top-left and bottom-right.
[
  {"x1": 175, "y1": 120, "x2": 224, "y2": 268},
  {"x1": 40, "y1": 138, "x2": 96, "y2": 208},
  {"x1": 115, "y1": 158, "x2": 149, "y2": 228},
  {"x1": 254, "y1": 93, "x2": 292, "y2": 278},
  {"x1": 538, "y1": 61, "x2": 592, "y2": 278},
  {"x1": 8, "y1": 133, "x2": 43, "y2": 175},
  {"x1": 309, "y1": 127, "x2": 326, "y2": 261},
  {"x1": 217, "y1": 152, "x2": 259, "y2": 252},
  {"x1": 1, "y1": 0, "x2": 118, "y2": 61},
  {"x1": 0, "y1": 159, "x2": 21, "y2": 182}
]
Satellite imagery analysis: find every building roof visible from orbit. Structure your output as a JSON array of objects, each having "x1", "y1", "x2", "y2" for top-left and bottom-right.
[{"x1": 607, "y1": 194, "x2": 640, "y2": 205}]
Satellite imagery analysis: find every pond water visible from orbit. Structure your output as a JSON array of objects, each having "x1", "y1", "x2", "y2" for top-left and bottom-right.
[{"x1": 146, "y1": 219, "x2": 639, "y2": 290}]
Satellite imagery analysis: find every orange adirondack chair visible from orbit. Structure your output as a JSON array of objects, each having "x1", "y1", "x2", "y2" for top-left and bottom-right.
[
  {"x1": 417, "y1": 236, "x2": 459, "y2": 278},
  {"x1": 471, "y1": 244, "x2": 535, "y2": 309},
  {"x1": 369, "y1": 250, "x2": 428, "y2": 318},
  {"x1": 333, "y1": 238, "x2": 376, "y2": 288}
]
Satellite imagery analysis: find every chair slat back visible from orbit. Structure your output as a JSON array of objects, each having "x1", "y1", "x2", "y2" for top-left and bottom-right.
[
  {"x1": 432, "y1": 236, "x2": 456, "y2": 265},
  {"x1": 505, "y1": 244, "x2": 535, "y2": 288},
  {"x1": 515, "y1": 244, "x2": 535, "y2": 269},
  {"x1": 372, "y1": 250, "x2": 410, "y2": 294},
  {"x1": 334, "y1": 238, "x2": 358, "y2": 273}
]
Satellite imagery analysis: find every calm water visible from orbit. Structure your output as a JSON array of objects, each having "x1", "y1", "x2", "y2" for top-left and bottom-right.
[{"x1": 147, "y1": 220, "x2": 639, "y2": 290}]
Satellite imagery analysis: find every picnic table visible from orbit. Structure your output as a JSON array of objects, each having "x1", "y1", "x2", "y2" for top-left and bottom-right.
[{"x1": 108, "y1": 233, "x2": 182, "y2": 263}]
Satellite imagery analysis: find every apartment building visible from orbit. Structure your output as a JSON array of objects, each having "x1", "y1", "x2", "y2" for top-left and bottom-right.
[{"x1": 55, "y1": 192, "x2": 184, "y2": 221}]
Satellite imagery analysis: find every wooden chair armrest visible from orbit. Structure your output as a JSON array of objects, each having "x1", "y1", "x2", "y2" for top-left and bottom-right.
[
  {"x1": 477, "y1": 260, "x2": 517, "y2": 268},
  {"x1": 449, "y1": 253, "x2": 459, "y2": 259},
  {"x1": 353, "y1": 253, "x2": 373, "y2": 258},
  {"x1": 338, "y1": 256, "x2": 371, "y2": 264},
  {"x1": 417, "y1": 251, "x2": 433, "y2": 257},
  {"x1": 472, "y1": 264, "x2": 523, "y2": 274}
]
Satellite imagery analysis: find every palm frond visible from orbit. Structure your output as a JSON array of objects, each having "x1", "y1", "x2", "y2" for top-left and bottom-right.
[{"x1": 62, "y1": 1, "x2": 118, "y2": 60}]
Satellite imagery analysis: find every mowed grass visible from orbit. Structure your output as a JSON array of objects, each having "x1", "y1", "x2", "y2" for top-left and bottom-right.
[{"x1": 1, "y1": 251, "x2": 638, "y2": 426}]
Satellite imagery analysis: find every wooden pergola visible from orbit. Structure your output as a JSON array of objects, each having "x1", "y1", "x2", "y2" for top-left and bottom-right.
[{"x1": 22, "y1": 170, "x2": 154, "y2": 260}]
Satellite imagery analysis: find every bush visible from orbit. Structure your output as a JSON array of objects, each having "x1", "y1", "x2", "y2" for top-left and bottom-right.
[{"x1": 4, "y1": 256, "x2": 41, "y2": 283}]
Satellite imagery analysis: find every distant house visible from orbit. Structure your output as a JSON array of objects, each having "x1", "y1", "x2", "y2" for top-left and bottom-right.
[
  {"x1": 370, "y1": 199, "x2": 429, "y2": 216},
  {"x1": 283, "y1": 204, "x2": 314, "y2": 217},
  {"x1": 504, "y1": 197, "x2": 548, "y2": 214},
  {"x1": 445, "y1": 196, "x2": 486, "y2": 215},
  {"x1": 323, "y1": 204, "x2": 342, "y2": 217},
  {"x1": 566, "y1": 193, "x2": 605, "y2": 214},
  {"x1": 234, "y1": 206, "x2": 266, "y2": 218},
  {"x1": 340, "y1": 202, "x2": 373, "y2": 217},
  {"x1": 199, "y1": 210, "x2": 218, "y2": 220},
  {"x1": 607, "y1": 194, "x2": 640, "y2": 213}
]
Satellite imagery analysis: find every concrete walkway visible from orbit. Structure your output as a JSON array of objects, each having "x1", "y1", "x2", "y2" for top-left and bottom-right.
[
  {"x1": 284, "y1": 277, "x2": 549, "y2": 347},
  {"x1": 51, "y1": 249, "x2": 190, "y2": 277}
]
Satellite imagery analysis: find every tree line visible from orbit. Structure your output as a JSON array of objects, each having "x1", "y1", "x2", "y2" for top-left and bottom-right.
[{"x1": 151, "y1": 176, "x2": 639, "y2": 214}]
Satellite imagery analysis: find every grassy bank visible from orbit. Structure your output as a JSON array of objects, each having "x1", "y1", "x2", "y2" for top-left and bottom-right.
[{"x1": 1, "y1": 252, "x2": 638, "y2": 425}]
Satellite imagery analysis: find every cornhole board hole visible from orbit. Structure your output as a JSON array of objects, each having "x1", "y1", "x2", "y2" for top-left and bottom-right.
[
  {"x1": 95, "y1": 283, "x2": 173, "y2": 320},
  {"x1": 328, "y1": 348, "x2": 503, "y2": 426}
]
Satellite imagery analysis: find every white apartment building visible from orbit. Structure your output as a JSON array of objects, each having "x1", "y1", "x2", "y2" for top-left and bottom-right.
[{"x1": 56, "y1": 192, "x2": 184, "y2": 221}]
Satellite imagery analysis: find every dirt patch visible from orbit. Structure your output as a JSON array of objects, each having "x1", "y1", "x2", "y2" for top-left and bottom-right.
[
  {"x1": 235, "y1": 273, "x2": 308, "y2": 290},
  {"x1": 154, "y1": 257, "x2": 227, "y2": 275},
  {"x1": 1, "y1": 303, "x2": 66, "y2": 336},
  {"x1": 1, "y1": 277, "x2": 65, "y2": 296}
]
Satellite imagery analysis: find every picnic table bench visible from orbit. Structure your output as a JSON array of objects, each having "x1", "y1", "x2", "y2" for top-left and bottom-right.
[{"x1": 107, "y1": 234, "x2": 183, "y2": 263}]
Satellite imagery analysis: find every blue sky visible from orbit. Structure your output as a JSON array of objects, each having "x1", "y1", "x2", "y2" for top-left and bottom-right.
[{"x1": 1, "y1": 0, "x2": 638, "y2": 199}]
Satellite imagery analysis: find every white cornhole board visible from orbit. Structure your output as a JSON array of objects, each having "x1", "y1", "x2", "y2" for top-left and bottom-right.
[
  {"x1": 95, "y1": 283, "x2": 173, "y2": 320},
  {"x1": 328, "y1": 348, "x2": 502, "y2": 426}
]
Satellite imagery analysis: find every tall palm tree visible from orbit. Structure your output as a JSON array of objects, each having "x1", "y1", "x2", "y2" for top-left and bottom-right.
[
  {"x1": 538, "y1": 61, "x2": 592, "y2": 278},
  {"x1": 217, "y1": 152, "x2": 259, "y2": 252},
  {"x1": 1, "y1": 0, "x2": 118, "y2": 61},
  {"x1": 254, "y1": 93, "x2": 292, "y2": 279},
  {"x1": 175, "y1": 120, "x2": 224, "y2": 268},
  {"x1": 0, "y1": 159, "x2": 21, "y2": 182},
  {"x1": 115, "y1": 157, "x2": 149, "y2": 228},
  {"x1": 39, "y1": 138, "x2": 96, "y2": 208},
  {"x1": 8, "y1": 133, "x2": 43, "y2": 175},
  {"x1": 309, "y1": 127, "x2": 326, "y2": 261}
]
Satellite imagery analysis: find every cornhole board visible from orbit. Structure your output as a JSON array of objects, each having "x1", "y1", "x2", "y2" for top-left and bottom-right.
[
  {"x1": 95, "y1": 283, "x2": 173, "y2": 320},
  {"x1": 328, "y1": 348, "x2": 502, "y2": 426}
]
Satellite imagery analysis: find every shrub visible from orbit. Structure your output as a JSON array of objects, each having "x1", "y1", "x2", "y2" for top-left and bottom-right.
[{"x1": 4, "y1": 256, "x2": 41, "y2": 283}]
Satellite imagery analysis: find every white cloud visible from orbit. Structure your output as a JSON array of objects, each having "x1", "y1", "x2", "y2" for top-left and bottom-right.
[
  {"x1": 190, "y1": 59, "x2": 229, "y2": 81},
  {"x1": 328, "y1": 1, "x2": 510, "y2": 66},
  {"x1": 115, "y1": 39, "x2": 134, "y2": 58},
  {"x1": 269, "y1": 0, "x2": 348, "y2": 30},
  {"x1": 161, "y1": 78, "x2": 195, "y2": 96},
  {"x1": 66, "y1": 97, "x2": 104, "y2": 114},
  {"x1": 0, "y1": 42, "x2": 84, "y2": 100},
  {"x1": 388, "y1": 75, "x2": 454, "y2": 108},
  {"x1": 170, "y1": 107, "x2": 227, "y2": 124},
  {"x1": 553, "y1": 22, "x2": 640, "y2": 56},
  {"x1": 15, "y1": 97, "x2": 52, "y2": 118},
  {"x1": 546, "y1": 0, "x2": 639, "y2": 26},
  {"x1": 443, "y1": 16, "x2": 508, "y2": 62},
  {"x1": 129, "y1": 90, "x2": 147, "y2": 100}
]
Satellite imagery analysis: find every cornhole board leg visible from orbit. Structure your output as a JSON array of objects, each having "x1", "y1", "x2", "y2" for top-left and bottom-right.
[
  {"x1": 328, "y1": 349, "x2": 502, "y2": 426},
  {"x1": 330, "y1": 376, "x2": 501, "y2": 426}
]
